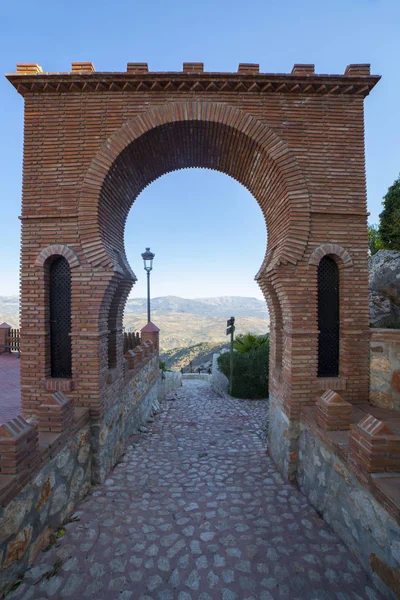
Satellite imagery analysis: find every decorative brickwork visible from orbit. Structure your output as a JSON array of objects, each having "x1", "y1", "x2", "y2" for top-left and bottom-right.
[
  {"x1": 308, "y1": 243, "x2": 353, "y2": 268},
  {"x1": 44, "y1": 378, "x2": 74, "y2": 392},
  {"x1": 316, "y1": 390, "x2": 353, "y2": 430},
  {"x1": 7, "y1": 62, "x2": 379, "y2": 475},
  {"x1": 35, "y1": 244, "x2": 80, "y2": 268},
  {"x1": 349, "y1": 414, "x2": 400, "y2": 476}
]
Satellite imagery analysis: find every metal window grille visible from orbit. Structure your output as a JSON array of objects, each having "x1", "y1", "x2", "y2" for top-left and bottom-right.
[
  {"x1": 317, "y1": 256, "x2": 339, "y2": 377},
  {"x1": 50, "y1": 256, "x2": 72, "y2": 378}
]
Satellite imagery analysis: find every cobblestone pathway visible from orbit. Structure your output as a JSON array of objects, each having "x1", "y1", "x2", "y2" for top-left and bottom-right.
[{"x1": 11, "y1": 380, "x2": 383, "y2": 600}]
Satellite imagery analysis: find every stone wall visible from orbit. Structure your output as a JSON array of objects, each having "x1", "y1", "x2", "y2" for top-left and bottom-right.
[
  {"x1": 370, "y1": 329, "x2": 400, "y2": 411},
  {"x1": 0, "y1": 422, "x2": 91, "y2": 594},
  {"x1": 211, "y1": 353, "x2": 229, "y2": 396},
  {"x1": 268, "y1": 397, "x2": 299, "y2": 481},
  {"x1": 298, "y1": 419, "x2": 400, "y2": 600},
  {"x1": 158, "y1": 370, "x2": 182, "y2": 400},
  {"x1": 91, "y1": 355, "x2": 161, "y2": 483},
  {"x1": 183, "y1": 373, "x2": 212, "y2": 382}
]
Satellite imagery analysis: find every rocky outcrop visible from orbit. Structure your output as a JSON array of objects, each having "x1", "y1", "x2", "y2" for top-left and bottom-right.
[{"x1": 369, "y1": 250, "x2": 400, "y2": 327}]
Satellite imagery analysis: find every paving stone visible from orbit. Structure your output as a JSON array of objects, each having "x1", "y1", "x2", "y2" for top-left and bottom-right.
[
  {"x1": 60, "y1": 574, "x2": 83, "y2": 596},
  {"x1": 185, "y1": 569, "x2": 200, "y2": 590},
  {"x1": 221, "y1": 590, "x2": 238, "y2": 600},
  {"x1": 147, "y1": 574, "x2": 163, "y2": 591},
  {"x1": 169, "y1": 569, "x2": 180, "y2": 588},
  {"x1": 9, "y1": 380, "x2": 385, "y2": 600},
  {"x1": 195, "y1": 554, "x2": 208, "y2": 569},
  {"x1": 84, "y1": 580, "x2": 104, "y2": 596}
]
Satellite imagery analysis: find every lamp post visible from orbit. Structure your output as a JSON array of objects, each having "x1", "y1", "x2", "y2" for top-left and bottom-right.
[{"x1": 141, "y1": 247, "x2": 155, "y2": 323}]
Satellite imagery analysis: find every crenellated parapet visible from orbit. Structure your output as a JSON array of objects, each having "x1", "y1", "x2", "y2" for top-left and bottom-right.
[{"x1": 7, "y1": 62, "x2": 379, "y2": 97}]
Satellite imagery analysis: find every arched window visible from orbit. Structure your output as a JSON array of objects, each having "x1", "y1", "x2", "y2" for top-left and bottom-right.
[
  {"x1": 49, "y1": 256, "x2": 72, "y2": 378},
  {"x1": 317, "y1": 256, "x2": 339, "y2": 377}
]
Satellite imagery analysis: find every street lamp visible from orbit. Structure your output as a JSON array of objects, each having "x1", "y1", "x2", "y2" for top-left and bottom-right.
[{"x1": 141, "y1": 247, "x2": 155, "y2": 323}]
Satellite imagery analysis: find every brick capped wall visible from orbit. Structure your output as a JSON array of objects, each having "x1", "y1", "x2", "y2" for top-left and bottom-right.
[{"x1": 7, "y1": 62, "x2": 379, "y2": 474}]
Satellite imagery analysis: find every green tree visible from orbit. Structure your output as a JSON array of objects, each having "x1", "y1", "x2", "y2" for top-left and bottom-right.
[
  {"x1": 368, "y1": 224, "x2": 383, "y2": 256},
  {"x1": 379, "y1": 175, "x2": 400, "y2": 250}
]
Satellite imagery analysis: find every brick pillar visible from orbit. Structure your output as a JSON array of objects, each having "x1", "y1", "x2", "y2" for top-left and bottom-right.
[
  {"x1": 316, "y1": 390, "x2": 353, "y2": 431},
  {"x1": 349, "y1": 414, "x2": 400, "y2": 481},
  {"x1": 141, "y1": 322, "x2": 160, "y2": 353},
  {"x1": 0, "y1": 416, "x2": 39, "y2": 475},
  {"x1": 0, "y1": 322, "x2": 11, "y2": 354}
]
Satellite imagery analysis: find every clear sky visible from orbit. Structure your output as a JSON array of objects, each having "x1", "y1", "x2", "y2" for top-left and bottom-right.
[{"x1": 0, "y1": 0, "x2": 399, "y2": 300}]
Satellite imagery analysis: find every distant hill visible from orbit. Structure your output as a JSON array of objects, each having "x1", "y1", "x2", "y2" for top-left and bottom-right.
[
  {"x1": 125, "y1": 295, "x2": 268, "y2": 319},
  {"x1": 0, "y1": 295, "x2": 269, "y2": 350},
  {"x1": 0, "y1": 296, "x2": 19, "y2": 328},
  {"x1": 161, "y1": 341, "x2": 230, "y2": 371},
  {"x1": 124, "y1": 296, "x2": 269, "y2": 349}
]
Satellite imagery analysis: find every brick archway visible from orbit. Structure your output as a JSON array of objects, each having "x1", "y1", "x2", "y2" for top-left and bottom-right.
[
  {"x1": 79, "y1": 101, "x2": 311, "y2": 274},
  {"x1": 8, "y1": 62, "x2": 379, "y2": 479}
]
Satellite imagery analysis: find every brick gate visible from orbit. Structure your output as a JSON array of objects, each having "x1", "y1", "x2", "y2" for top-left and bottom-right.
[{"x1": 8, "y1": 61, "x2": 379, "y2": 480}]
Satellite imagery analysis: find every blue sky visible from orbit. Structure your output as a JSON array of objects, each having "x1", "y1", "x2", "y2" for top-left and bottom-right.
[{"x1": 0, "y1": 0, "x2": 399, "y2": 300}]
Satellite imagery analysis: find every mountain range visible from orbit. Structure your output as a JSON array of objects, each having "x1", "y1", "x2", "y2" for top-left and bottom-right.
[{"x1": 0, "y1": 295, "x2": 269, "y2": 350}]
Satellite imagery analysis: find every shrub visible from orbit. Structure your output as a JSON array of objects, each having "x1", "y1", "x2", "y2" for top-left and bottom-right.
[
  {"x1": 218, "y1": 342, "x2": 269, "y2": 399},
  {"x1": 233, "y1": 332, "x2": 269, "y2": 354}
]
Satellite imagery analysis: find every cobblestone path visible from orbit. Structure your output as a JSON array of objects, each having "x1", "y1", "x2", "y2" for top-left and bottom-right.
[{"x1": 11, "y1": 380, "x2": 382, "y2": 600}]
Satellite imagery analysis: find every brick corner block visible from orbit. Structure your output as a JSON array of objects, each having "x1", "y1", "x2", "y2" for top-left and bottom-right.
[
  {"x1": 71, "y1": 62, "x2": 95, "y2": 73},
  {"x1": 0, "y1": 322, "x2": 11, "y2": 354},
  {"x1": 16, "y1": 63, "x2": 43, "y2": 74},
  {"x1": 38, "y1": 392, "x2": 74, "y2": 433},
  {"x1": 349, "y1": 414, "x2": 400, "y2": 476},
  {"x1": 344, "y1": 64, "x2": 371, "y2": 76},
  {"x1": 0, "y1": 416, "x2": 39, "y2": 475},
  {"x1": 127, "y1": 63, "x2": 148, "y2": 74},
  {"x1": 316, "y1": 390, "x2": 353, "y2": 430},
  {"x1": 132, "y1": 345, "x2": 144, "y2": 367},
  {"x1": 238, "y1": 64, "x2": 260, "y2": 74},
  {"x1": 183, "y1": 62, "x2": 204, "y2": 73},
  {"x1": 291, "y1": 64, "x2": 315, "y2": 75},
  {"x1": 124, "y1": 349, "x2": 136, "y2": 370},
  {"x1": 141, "y1": 321, "x2": 160, "y2": 353}
]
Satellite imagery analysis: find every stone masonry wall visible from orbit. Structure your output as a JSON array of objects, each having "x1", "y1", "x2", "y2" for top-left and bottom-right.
[
  {"x1": 268, "y1": 397, "x2": 299, "y2": 481},
  {"x1": 298, "y1": 420, "x2": 400, "y2": 599},
  {"x1": 158, "y1": 370, "x2": 182, "y2": 400},
  {"x1": 211, "y1": 353, "x2": 229, "y2": 397},
  {"x1": 91, "y1": 355, "x2": 160, "y2": 483},
  {"x1": 370, "y1": 329, "x2": 400, "y2": 411},
  {"x1": 0, "y1": 423, "x2": 91, "y2": 595}
]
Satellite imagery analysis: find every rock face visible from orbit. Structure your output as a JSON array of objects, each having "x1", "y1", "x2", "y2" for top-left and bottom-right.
[{"x1": 369, "y1": 250, "x2": 400, "y2": 327}]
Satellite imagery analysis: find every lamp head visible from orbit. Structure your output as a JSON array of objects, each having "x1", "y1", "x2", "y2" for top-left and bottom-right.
[{"x1": 141, "y1": 247, "x2": 155, "y2": 272}]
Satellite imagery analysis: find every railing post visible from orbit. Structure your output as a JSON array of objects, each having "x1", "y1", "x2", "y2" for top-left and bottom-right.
[{"x1": 0, "y1": 322, "x2": 11, "y2": 354}]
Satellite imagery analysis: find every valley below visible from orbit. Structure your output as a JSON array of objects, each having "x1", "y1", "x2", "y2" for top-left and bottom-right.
[{"x1": 0, "y1": 295, "x2": 270, "y2": 369}]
